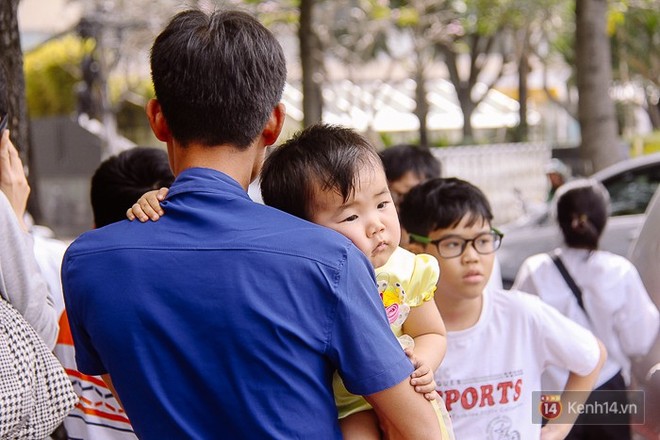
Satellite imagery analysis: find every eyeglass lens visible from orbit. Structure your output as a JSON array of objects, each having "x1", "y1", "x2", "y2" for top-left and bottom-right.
[{"x1": 436, "y1": 232, "x2": 501, "y2": 258}]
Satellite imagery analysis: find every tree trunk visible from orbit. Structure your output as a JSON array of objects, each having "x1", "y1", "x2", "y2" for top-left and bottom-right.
[
  {"x1": 458, "y1": 87, "x2": 475, "y2": 143},
  {"x1": 517, "y1": 33, "x2": 529, "y2": 142},
  {"x1": 299, "y1": 0, "x2": 323, "y2": 127},
  {"x1": 414, "y1": 62, "x2": 429, "y2": 147},
  {"x1": 0, "y1": 0, "x2": 42, "y2": 221},
  {"x1": 575, "y1": 0, "x2": 622, "y2": 173}
]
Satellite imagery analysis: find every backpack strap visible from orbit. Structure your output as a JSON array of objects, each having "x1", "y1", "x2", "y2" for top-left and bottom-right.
[{"x1": 549, "y1": 250, "x2": 588, "y2": 316}]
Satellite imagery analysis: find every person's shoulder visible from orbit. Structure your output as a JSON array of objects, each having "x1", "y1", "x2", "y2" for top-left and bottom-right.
[
  {"x1": 519, "y1": 252, "x2": 553, "y2": 271},
  {"x1": 64, "y1": 220, "x2": 135, "y2": 258}
]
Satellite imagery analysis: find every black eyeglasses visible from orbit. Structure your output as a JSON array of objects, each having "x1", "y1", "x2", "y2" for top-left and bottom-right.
[
  {"x1": 408, "y1": 229, "x2": 504, "y2": 259},
  {"x1": 0, "y1": 113, "x2": 8, "y2": 133}
]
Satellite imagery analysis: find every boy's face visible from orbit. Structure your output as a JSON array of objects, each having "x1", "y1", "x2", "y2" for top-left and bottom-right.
[
  {"x1": 309, "y1": 166, "x2": 401, "y2": 268},
  {"x1": 388, "y1": 171, "x2": 424, "y2": 210},
  {"x1": 412, "y1": 215, "x2": 495, "y2": 303}
]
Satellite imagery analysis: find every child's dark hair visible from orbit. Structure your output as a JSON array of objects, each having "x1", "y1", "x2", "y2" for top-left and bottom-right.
[
  {"x1": 554, "y1": 178, "x2": 609, "y2": 250},
  {"x1": 260, "y1": 123, "x2": 382, "y2": 221},
  {"x1": 400, "y1": 177, "x2": 493, "y2": 237},
  {"x1": 91, "y1": 147, "x2": 175, "y2": 227},
  {"x1": 379, "y1": 144, "x2": 441, "y2": 183}
]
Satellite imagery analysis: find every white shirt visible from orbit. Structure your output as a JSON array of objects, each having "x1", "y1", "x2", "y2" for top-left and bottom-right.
[
  {"x1": 513, "y1": 247, "x2": 659, "y2": 388},
  {"x1": 436, "y1": 289, "x2": 600, "y2": 439}
]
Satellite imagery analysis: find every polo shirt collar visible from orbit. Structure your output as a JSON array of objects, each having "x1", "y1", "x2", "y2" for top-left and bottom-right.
[{"x1": 168, "y1": 167, "x2": 250, "y2": 200}]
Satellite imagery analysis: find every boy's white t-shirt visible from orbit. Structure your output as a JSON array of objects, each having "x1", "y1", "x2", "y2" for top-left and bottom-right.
[{"x1": 435, "y1": 288, "x2": 600, "y2": 440}]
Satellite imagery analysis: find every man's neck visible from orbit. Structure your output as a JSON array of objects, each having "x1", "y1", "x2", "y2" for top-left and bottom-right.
[
  {"x1": 170, "y1": 143, "x2": 260, "y2": 191},
  {"x1": 435, "y1": 294, "x2": 483, "y2": 332}
]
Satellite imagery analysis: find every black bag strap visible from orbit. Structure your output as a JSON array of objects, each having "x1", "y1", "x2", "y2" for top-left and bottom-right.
[{"x1": 550, "y1": 251, "x2": 588, "y2": 314}]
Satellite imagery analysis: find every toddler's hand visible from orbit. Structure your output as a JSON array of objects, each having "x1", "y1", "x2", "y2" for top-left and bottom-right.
[
  {"x1": 127, "y1": 187, "x2": 169, "y2": 222},
  {"x1": 405, "y1": 348, "x2": 439, "y2": 401}
]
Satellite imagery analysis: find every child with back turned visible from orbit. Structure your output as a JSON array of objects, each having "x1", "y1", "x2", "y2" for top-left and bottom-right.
[
  {"x1": 129, "y1": 124, "x2": 453, "y2": 439},
  {"x1": 399, "y1": 177, "x2": 607, "y2": 440}
]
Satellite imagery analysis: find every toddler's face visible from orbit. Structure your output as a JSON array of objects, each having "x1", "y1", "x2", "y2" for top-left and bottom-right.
[{"x1": 309, "y1": 166, "x2": 400, "y2": 268}]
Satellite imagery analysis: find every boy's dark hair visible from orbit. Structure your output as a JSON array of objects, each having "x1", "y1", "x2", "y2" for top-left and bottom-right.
[
  {"x1": 150, "y1": 9, "x2": 286, "y2": 149},
  {"x1": 554, "y1": 178, "x2": 609, "y2": 249},
  {"x1": 91, "y1": 147, "x2": 175, "y2": 228},
  {"x1": 261, "y1": 123, "x2": 382, "y2": 221},
  {"x1": 400, "y1": 177, "x2": 493, "y2": 236},
  {"x1": 379, "y1": 144, "x2": 441, "y2": 183}
]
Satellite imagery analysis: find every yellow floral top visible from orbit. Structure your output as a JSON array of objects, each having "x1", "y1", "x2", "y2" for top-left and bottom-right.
[{"x1": 333, "y1": 246, "x2": 439, "y2": 418}]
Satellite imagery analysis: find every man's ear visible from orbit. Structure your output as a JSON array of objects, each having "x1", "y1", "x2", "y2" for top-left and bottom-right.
[
  {"x1": 146, "y1": 99, "x2": 171, "y2": 142},
  {"x1": 262, "y1": 103, "x2": 286, "y2": 146}
]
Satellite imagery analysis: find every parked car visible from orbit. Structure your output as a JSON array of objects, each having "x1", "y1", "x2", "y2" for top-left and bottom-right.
[
  {"x1": 627, "y1": 185, "x2": 660, "y2": 439},
  {"x1": 498, "y1": 152, "x2": 660, "y2": 288}
]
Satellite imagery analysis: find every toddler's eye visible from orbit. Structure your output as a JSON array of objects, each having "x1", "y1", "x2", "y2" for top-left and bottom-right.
[
  {"x1": 342, "y1": 215, "x2": 358, "y2": 223},
  {"x1": 377, "y1": 201, "x2": 390, "y2": 209}
]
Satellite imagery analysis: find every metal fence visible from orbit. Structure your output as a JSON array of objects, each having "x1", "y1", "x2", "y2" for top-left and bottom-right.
[{"x1": 432, "y1": 142, "x2": 553, "y2": 225}]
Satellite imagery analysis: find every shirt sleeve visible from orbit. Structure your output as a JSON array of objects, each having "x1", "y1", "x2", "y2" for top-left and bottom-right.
[
  {"x1": 61, "y1": 247, "x2": 107, "y2": 375},
  {"x1": 613, "y1": 264, "x2": 660, "y2": 358},
  {"x1": 406, "y1": 253, "x2": 440, "y2": 306},
  {"x1": 0, "y1": 192, "x2": 59, "y2": 348},
  {"x1": 526, "y1": 293, "x2": 600, "y2": 377},
  {"x1": 511, "y1": 257, "x2": 540, "y2": 296},
  {"x1": 328, "y1": 246, "x2": 413, "y2": 397}
]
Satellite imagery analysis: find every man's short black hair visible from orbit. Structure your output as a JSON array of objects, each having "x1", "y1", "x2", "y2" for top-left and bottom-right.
[
  {"x1": 379, "y1": 144, "x2": 441, "y2": 183},
  {"x1": 150, "y1": 9, "x2": 286, "y2": 149},
  {"x1": 90, "y1": 147, "x2": 175, "y2": 227},
  {"x1": 400, "y1": 177, "x2": 493, "y2": 237},
  {"x1": 260, "y1": 123, "x2": 382, "y2": 221}
]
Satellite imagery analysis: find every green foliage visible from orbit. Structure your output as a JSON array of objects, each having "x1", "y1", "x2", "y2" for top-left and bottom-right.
[
  {"x1": 610, "y1": 0, "x2": 659, "y2": 87},
  {"x1": 24, "y1": 36, "x2": 92, "y2": 117}
]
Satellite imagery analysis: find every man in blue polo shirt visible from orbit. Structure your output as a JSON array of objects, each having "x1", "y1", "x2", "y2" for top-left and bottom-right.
[{"x1": 62, "y1": 9, "x2": 441, "y2": 439}]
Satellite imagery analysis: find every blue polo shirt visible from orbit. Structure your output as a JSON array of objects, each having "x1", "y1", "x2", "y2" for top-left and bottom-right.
[{"x1": 62, "y1": 168, "x2": 412, "y2": 439}]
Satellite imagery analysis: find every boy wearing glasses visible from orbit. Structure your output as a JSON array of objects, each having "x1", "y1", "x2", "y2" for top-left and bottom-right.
[{"x1": 400, "y1": 177, "x2": 607, "y2": 440}]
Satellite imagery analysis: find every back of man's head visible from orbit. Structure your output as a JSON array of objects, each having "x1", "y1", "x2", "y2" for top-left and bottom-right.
[
  {"x1": 150, "y1": 9, "x2": 287, "y2": 149},
  {"x1": 379, "y1": 144, "x2": 441, "y2": 183},
  {"x1": 91, "y1": 147, "x2": 174, "y2": 228}
]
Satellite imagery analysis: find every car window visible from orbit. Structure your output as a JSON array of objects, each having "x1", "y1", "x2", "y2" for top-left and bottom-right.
[{"x1": 602, "y1": 163, "x2": 660, "y2": 216}]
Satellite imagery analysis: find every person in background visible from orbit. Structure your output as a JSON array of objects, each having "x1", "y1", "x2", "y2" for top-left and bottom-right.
[
  {"x1": 62, "y1": 9, "x2": 442, "y2": 439},
  {"x1": 400, "y1": 177, "x2": 606, "y2": 440},
  {"x1": 0, "y1": 62, "x2": 58, "y2": 349},
  {"x1": 379, "y1": 143, "x2": 503, "y2": 289},
  {"x1": 545, "y1": 158, "x2": 571, "y2": 202},
  {"x1": 513, "y1": 178, "x2": 659, "y2": 440},
  {"x1": 379, "y1": 143, "x2": 441, "y2": 211},
  {"x1": 56, "y1": 147, "x2": 174, "y2": 439}
]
